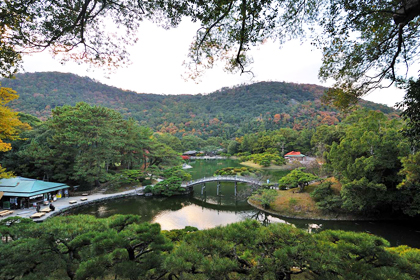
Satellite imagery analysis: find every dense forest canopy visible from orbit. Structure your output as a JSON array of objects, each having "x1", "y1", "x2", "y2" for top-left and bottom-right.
[
  {"x1": 0, "y1": 72, "x2": 396, "y2": 139},
  {"x1": 0, "y1": 102, "x2": 181, "y2": 188},
  {"x1": 1, "y1": 217, "x2": 420, "y2": 280}
]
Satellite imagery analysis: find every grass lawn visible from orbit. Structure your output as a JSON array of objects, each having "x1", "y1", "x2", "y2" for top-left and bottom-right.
[
  {"x1": 240, "y1": 160, "x2": 292, "y2": 170},
  {"x1": 267, "y1": 186, "x2": 324, "y2": 219},
  {"x1": 249, "y1": 178, "x2": 357, "y2": 220}
]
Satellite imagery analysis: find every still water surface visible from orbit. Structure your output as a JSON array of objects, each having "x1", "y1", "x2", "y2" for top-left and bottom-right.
[{"x1": 70, "y1": 160, "x2": 420, "y2": 248}]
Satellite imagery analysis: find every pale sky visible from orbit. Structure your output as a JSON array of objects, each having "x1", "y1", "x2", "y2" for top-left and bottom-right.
[{"x1": 22, "y1": 20, "x2": 406, "y2": 108}]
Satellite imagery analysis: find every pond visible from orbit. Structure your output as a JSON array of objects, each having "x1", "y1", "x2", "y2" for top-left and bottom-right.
[{"x1": 69, "y1": 159, "x2": 420, "y2": 248}]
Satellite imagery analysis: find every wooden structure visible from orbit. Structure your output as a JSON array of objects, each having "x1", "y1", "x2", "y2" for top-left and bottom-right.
[
  {"x1": 0, "y1": 177, "x2": 69, "y2": 210},
  {"x1": 30, "y1": 212, "x2": 45, "y2": 219},
  {"x1": 182, "y1": 150, "x2": 198, "y2": 156},
  {"x1": 0, "y1": 210, "x2": 14, "y2": 217},
  {"x1": 40, "y1": 207, "x2": 52, "y2": 213},
  {"x1": 284, "y1": 151, "x2": 306, "y2": 161}
]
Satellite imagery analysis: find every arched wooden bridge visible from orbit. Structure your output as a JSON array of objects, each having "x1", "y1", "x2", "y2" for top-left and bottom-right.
[{"x1": 182, "y1": 175, "x2": 263, "y2": 196}]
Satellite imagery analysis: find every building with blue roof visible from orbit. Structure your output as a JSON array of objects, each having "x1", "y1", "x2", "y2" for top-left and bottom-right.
[{"x1": 0, "y1": 177, "x2": 70, "y2": 209}]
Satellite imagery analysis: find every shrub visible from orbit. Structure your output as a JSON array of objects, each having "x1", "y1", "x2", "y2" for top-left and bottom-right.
[
  {"x1": 142, "y1": 179, "x2": 152, "y2": 186},
  {"x1": 119, "y1": 169, "x2": 145, "y2": 185},
  {"x1": 215, "y1": 167, "x2": 256, "y2": 176},
  {"x1": 246, "y1": 152, "x2": 286, "y2": 167},
  {"x1": 240, "y1": 155, "x2": 250, "y2": 162},
  {"x1": 151, "y1": 176, "x2": 184, "y2": 196},
  {"x1": 289, "y1": 198, "x2": 298, "y2": 206},
  {"x1": 162, "y1": 166, "x2": 192, "y2": 181},
  {"x1": 250, "y1": 189, "x2": 278, "y2": 209},
  {"x1": 262, "y1": 183, "x2": 276, "y2": 189},
  {"x1": 279, "y1": 184, "x2": 288, "y2": 190},
  {"x1": 278, "y1": 168, "x2": 318, "y2": 193},
  {"x1": 144, "y1": 185, "x2": 153, "y2": 193},
  {"x1": 260, "y1": 159, "x2": 271, "y2": 167},
  {"x1": 311, "y1": 181, "x2": 343, "y2": 212}
]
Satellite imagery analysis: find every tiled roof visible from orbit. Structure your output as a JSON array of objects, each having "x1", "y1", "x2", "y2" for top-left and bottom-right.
[
  {"x1": 0, "y1": 177, "x2": 69, "y2": 197},
  {"x1": 183, "y1": 151, "x2": 197, "y2": 155},
  {"x1": 284, "y1": 151, "x2": 306, "y2": 157}
]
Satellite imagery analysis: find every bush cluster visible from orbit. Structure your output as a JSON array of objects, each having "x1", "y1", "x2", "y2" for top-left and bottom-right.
[
  {"x1": 214, "y1": 166, "x2": 258, "y2": 176},
  {"x1": 240, "y1": 152, "x2": 286, "y2": 167}
]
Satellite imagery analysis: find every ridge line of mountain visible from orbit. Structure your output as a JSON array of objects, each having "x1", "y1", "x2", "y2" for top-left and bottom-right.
[{"x1": 1, "y1": 72, "x2": 396, "y2": 139}]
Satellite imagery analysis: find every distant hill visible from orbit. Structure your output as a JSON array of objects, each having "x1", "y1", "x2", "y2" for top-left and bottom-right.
[{"x1": 1, "y1": 72, "x2": 396, "y2": 138}]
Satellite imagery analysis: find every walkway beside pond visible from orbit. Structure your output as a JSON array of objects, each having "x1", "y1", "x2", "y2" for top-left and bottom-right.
[
  {"x1": 189, "y1": 156, "x2": 227, "y2": 160},
  {"x1": 0, "y1": 186, "x2": 145, "y2": 222}
]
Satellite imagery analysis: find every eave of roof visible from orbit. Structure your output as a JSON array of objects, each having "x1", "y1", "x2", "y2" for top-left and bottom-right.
[
  {"x1": 0, "y1": 177, "x2": 69, "y2": 197},
  {"x1": 3, "y1": 185, "x2": 69, "y2": 197}
]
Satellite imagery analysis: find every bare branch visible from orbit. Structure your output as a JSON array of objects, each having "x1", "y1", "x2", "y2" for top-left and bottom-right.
[{"x1": 195, "y1": 1, "x2": 234, "y2": 61}]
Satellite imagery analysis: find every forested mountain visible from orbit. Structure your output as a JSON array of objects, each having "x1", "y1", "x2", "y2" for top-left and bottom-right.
[{"x1": 1, "y1": 72, "x2": 396, "y2": 138}]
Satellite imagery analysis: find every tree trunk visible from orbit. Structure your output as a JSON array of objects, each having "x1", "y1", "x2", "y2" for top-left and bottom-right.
[
  {"x1": 298, "y1": 183, "x2": 305, "y2": 193},
  {"x1": 127, "y1": 247, "x2": 135, "y2": 261},
  {"x1": 275, "y1": 272, "x2": 290, "y2": 280},
  {"x1": 394, "y1": 0, "x2": 420, "y2": 25},
  {"x1": 66, "y1": 266, "x2": 75, "y2": 280}
]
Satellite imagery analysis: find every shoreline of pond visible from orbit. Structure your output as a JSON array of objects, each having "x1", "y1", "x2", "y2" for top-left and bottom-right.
[
  {"x1": 47, "y1": 189, "x2": 371, "y2": 223},
  {"x1": 50, "y1": 190, "x2": 420, "y2": 248},
  {"x1": 246, "y1": 199, "x2": 374, "y2": 221},
  {"x1": 246, "y1": 199, "x2": 418, "y2": 222},
  {"x1": 32, "y1": 190, "x2": 144, "y2": 222},
  {"x1": 45, "y1": 188, "x2": 414, "y2": 224},
  {"x1": 46, "y1": 188, "x2": 195, "y2": 221}
]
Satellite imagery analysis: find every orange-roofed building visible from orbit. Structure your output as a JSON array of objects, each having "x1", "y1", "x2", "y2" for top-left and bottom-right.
[{"x1": 284, "y1": 151, "x2": 306, "y2": 162}]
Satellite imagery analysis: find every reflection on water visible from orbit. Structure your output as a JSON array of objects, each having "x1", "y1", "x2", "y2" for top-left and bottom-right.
[
  {"x1": 68, "y1": 159, "x2": 420, "y2": 248},
  {"x1": 153, "y1": 204, "x2": 251, "y2": 230},
  {"x1": 70, "y1": 195, "x2": 285, "y2": 230},
  {"x1": 69, "y1": 195, "x2": 420, "y2": 247}
]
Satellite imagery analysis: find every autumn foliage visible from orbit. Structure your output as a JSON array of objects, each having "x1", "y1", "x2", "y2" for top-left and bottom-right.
[{"x1": 0, "y1": 84, "x2": 30, "y2": 178}]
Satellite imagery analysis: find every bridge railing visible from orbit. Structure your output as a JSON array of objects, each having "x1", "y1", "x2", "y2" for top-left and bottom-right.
[{"x1": 185, "y1": 175, "x2": 262, "y2": 186}]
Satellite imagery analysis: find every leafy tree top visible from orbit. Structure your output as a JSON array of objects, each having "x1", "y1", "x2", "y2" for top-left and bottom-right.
[
  {"x1": 0, "y1": 83, "x2": 31, "y2": 178},
  {"x1": 2, "y1": 1, "x2": 419, "y2": 108},
  {"x1": 278, "y1": 167, "x2": 318, "y2": 192}
]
